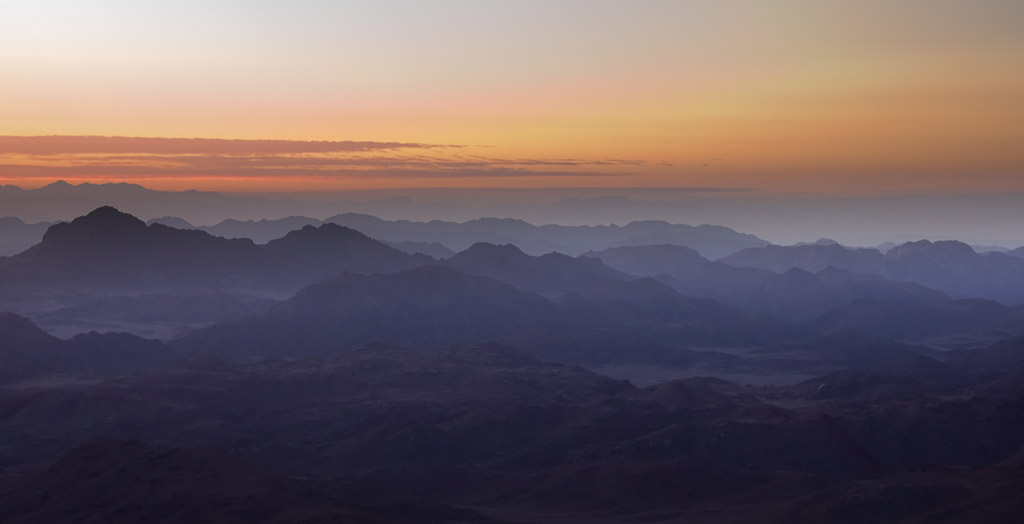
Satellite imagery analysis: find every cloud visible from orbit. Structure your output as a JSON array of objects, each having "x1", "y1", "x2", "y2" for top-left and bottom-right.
[
  {"x1": 0, "y1": 163, "x2": 622, "y2": 180},
  {"x1": 0, "y1": 135, "x2": 447, "y2": 155},
  {"x1": 0, "y1": 135, "x2": 650, "y2": 181}
]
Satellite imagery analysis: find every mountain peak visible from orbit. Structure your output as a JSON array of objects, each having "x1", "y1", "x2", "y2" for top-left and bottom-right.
[
  {"x1": 886, "y1": 239, "x2": 976, "y2": 259},
  {"x1": 85, "y1": 205, "x2": 130, "y2": 219},
  {"x1": 40, "y1": 180, "x2": 74, "y2": 190},
  {"x1": 267, "y1": 223, "x2": 372, "y2": 247},
  {"x1": 39, "y1": 206, "x2": 146, "y2": 246},
  {"x1": 78, "y1": 206, "x2": 147, "y2": 230},
  {"x1": 455, "y1": 242, "x2": 527, "y2": 261}
]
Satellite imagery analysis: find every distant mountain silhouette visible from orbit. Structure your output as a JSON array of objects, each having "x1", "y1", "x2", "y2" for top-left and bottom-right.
[
  {"x1": 204, "y1": 216, "x2": 323, "y2": 243},
  {"x1": 1007, "y1": 245, "x2": 1024, "y2": 259},
  {"x1": 582, "y1": 244, "x2": 711, "y2": 277},
  {"x1": 794, "y1": 237, "x2": 840, "y2": 246},
  {"x1": 4, "y1": 203, "x2": 770, "y2": 260},
  {"x1": 720, "y1": 243, "x2": 888, "y2": 275},
  {"x1": 146, "y1": 216, "x2": 196, "y2": 229},
  {"x1": 0, "y1": 216, "x2": 54, "y2": 256},
  {"x1": 0, "y1": 180, "x2": 388, "y2": 226},
  {"x1": 884, "y1": 240, "x2": 1024, "y2": 304},
  {"x1": 324, "y1": 213, "x2": 767, "y2": 258},
  {"x1": 385, "y1": 239, "x2": 455, "y2": 259},
  {"x1": 443, "y1": 242, "x2": 635, "y2": 298},
  {"x1": 658, "y1": 263, "x2": 947, "y2": 323},
  {"x1": 720, "y1": 240, "x2": 1024, "y2": 305}
]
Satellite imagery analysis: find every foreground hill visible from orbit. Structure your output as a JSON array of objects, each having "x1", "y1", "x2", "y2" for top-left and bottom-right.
[{"x1": 1, "y1": 339, "x2": 1022, "y2": 522}]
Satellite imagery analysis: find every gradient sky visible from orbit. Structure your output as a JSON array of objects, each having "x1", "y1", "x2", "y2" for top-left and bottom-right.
[{"x1": 1, "y1": 1, "x2": 1023, "y2": 193}]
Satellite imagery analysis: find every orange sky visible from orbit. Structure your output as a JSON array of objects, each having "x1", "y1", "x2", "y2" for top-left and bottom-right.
[{"x1": 1, "y1": 1, "x2": 1022, "y2": 193}]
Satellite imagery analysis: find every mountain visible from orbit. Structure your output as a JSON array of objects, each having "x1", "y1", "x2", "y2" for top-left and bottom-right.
[
  {"x1": 581, "y1": 244, "x2": 711, "y2": 277},
  {"x1": 0, "y1": 207, "x2": 436, "y2": 339},
  {"x1": 658, "y1": 263, "x2": 948, "y2": 323},
  {"x1": 146, "y1": 216, "x2": 196, "y2": 229},
  {"x1": 0, "y1": 207, "x2": 429, "y2": 291},
  {"x1": 4, "y1": 204, "x2": 769, "y2": 260},
  {"x1": 443, "y1": 242, "x2": 635, "y2": 298},
  {"x1": 204, "y1": 216, "x2": 323, "y2": 243},
  {"x1": 795, "y1": 237, "x2": 840, "y2": 246},
  {"x1": 720, "y1": 243, "x2": 888, "y2": 275},
  {"x1": 176, "y1": 265, "x2": 560, "y2": 358},
  {"x1": 0, "y1": 180, "x2": 358, "y2": 225},
  {"x1": 0, "y1": 216, "x2": 55, "y2": 257},
  {"x1": 385, "y1": 239, "x2": 455, "y2": 259},
  {"x1": 261, "y1": 223, "x2": 432, "y2": 286},
  {"x1": 0, "y1": 312, "x2": 180, "y2": 383},
  {"x1": 177, "y1": 264, "x2": 795, "y2": 364},
  {"x1": 885, "y1": 240, "x2": 1024, "y2": 304},
  {"x1": 325, "y1": 213, "x2": 767, "y2": 258},
  {"x1": 720, "y1": 240, "x2": 1024, "y2": 305},
  {"x1": 0, "y1": 206, "x2": 263, "y2": 289},
  {"x1": 1008, "y1": 246, "x2": 1024, "y2": 259}
]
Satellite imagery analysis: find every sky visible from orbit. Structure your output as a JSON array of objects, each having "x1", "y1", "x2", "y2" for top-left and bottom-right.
[{"x1": 1, "y1": 0, "x2": 1023, "y2": 194}]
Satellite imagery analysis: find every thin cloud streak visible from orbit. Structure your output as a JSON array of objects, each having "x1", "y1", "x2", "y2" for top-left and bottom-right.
[
  {"x1": 0, "y1": 136, "x2": 454, "y2": 155},
  {"x1": 0, "y1": 135, "x2": 656, "y2": 182},
  {"x1": 0, "y1": 164, "x2": 625, "y2": 180}
]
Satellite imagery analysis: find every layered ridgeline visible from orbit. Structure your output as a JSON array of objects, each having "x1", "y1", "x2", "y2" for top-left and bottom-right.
[
  {"x1": 0, "y1": 207, "x2": 432, "y2": 338},
  {"x1": 583, "y1": 245, "x2": 1024, "y2": 342},
  {"x1": 4, "y1": 206, "x2": 1024, "y2": 347},
  {"x1": 719, "y1": 241, "x2": 1024, "y2": 304},
  {"x1": 146, "y1": 213, "x2": 769, "y2": 258},
  {"x1": 0, "y1": 206, "x2": 430, "y2": 292},
  {"x1": 0, "y1": 207, "x2": 794, "y2": 352}
]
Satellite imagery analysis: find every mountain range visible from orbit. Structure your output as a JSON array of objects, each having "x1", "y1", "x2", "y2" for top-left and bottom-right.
[
  {"x1": 6, "y1": 206, "x2": 1024, "y2": 349},
  {"x1": 2, "y1": 203, "x2": 1024, "y2": 521},
  {"x1": 722, "y1": 241, "x2": 1024, "y2": 304}
]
